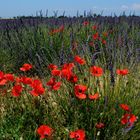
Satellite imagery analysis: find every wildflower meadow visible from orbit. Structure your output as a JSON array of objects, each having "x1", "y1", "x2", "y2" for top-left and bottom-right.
[{"x1": 0, "y1": 14, "x2": 140, "y2": 140}]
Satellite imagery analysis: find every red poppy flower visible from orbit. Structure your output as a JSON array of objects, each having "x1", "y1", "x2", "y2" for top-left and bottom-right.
[
  {"x1": 75, "y1": 92, "x2": 86, "y2": 99},
  {"x1": 121, "y1": 113, "x2": 137, "y2": 127},
  {"x1": 90, "y1": 66, "x2": 103, "y2": 77},
  {"x1": 62, "y1": 63, "x2": 75, "y2": 70},
  {"x1": 67, "y1": 74, "x2": 78, "y2": 83},
  {"x1": 48, "y1": 64, "x2": 58, "y2": 70},
  {"x1": 74, "y1": 84, "x2": 87, "y2": 99},
  {"x1": 46, "y1": 77, "x2": 61, "y2": 91},
  {"x1": 95, "y1": 122, "x2": 105, "y2": 129},
  {"x1": 0, "y1": 79, "x2": 7, "y2": 86},
  {"x1": 52, "y1": 82, "x2": 61, "y2": 90},
  {"x1": 11, "y1": 84, "x2": 23, "y2": 97},
  {"x1": 20, "y1": 63, "x2": 32, "y2": 71},
  {"x1": 30, "y1": 79, "x2": 45, "y2": 96},
  {"x1": 70, "y1": 129, "x2": 86, "y2": 140},
  {"x1": 37, "y1": 125, "x2": 53, "y2": 140},
  {"x1": 61, "y1": 63, "x2": 75, "y2": 80},
  {"x1": 61, "y1": 69, "x2": 78, "y2": 83},
  {"x1": 88, "y1": 93, "x2": 100, "y2": 100},
  {"x1": 83, "y1": 21, "x2": 89, "y2": 26},
  {"x1": 4, "y1": 73, "x2": 14, "y2": 82},
  {"x1": 61, "y1": 68, "x2": 73, "y2": 80},
  {"x1": 49, "y1": 25, "x2": 64, "y2": 35},
  {"x1": 93, "y1": 33, "x2": 99, "y2": 40},
  {"x1": 35, "y1": 85, "x2": 45, "y2": 95},
  {"x1": 20, "y1": 76, "x2": 33, "y2": 85},
  {"x1": 0, "y1": 71, "x2": 4, "y2": 79},
  {"x1": 0, "y1": 71, "x2": 7, "y2": 86},
  {"x1": 120, "y1": 104, "x2": 131, "y2": 112},
  {"x1": 74, "y1": 55, "x2": 86, "y2": 65},
  {"x1": 51, "y1": 69, "x2": 61, "y2": 76},
  {"x1": 74, "y1": 85, "x2": 87, "y2": 93},
  {"x1": 46, "y1": 77, "x2": 55, "y2": 86},
  {"x1": 49, "y1": 29, "x2": 58, "y2": 35},
  {"x1": 30, "y1": 79, "x2": 41, "y2": 88},
  {"x1": 116, "y1": 69, "x2": 129, "y2": 76},
  {"x1": 30, "y1": 86, "x2": 45, "y2": 96}
]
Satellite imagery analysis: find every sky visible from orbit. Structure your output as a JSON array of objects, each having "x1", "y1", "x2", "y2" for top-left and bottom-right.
[{"x1": 0, "y1": 0, "x2": 140, "y2": 18}]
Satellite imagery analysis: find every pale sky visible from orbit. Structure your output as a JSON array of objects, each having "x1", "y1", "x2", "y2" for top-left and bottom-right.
[{"x1": 0, "y1": 0, "x2": 140, "y2": 18}]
